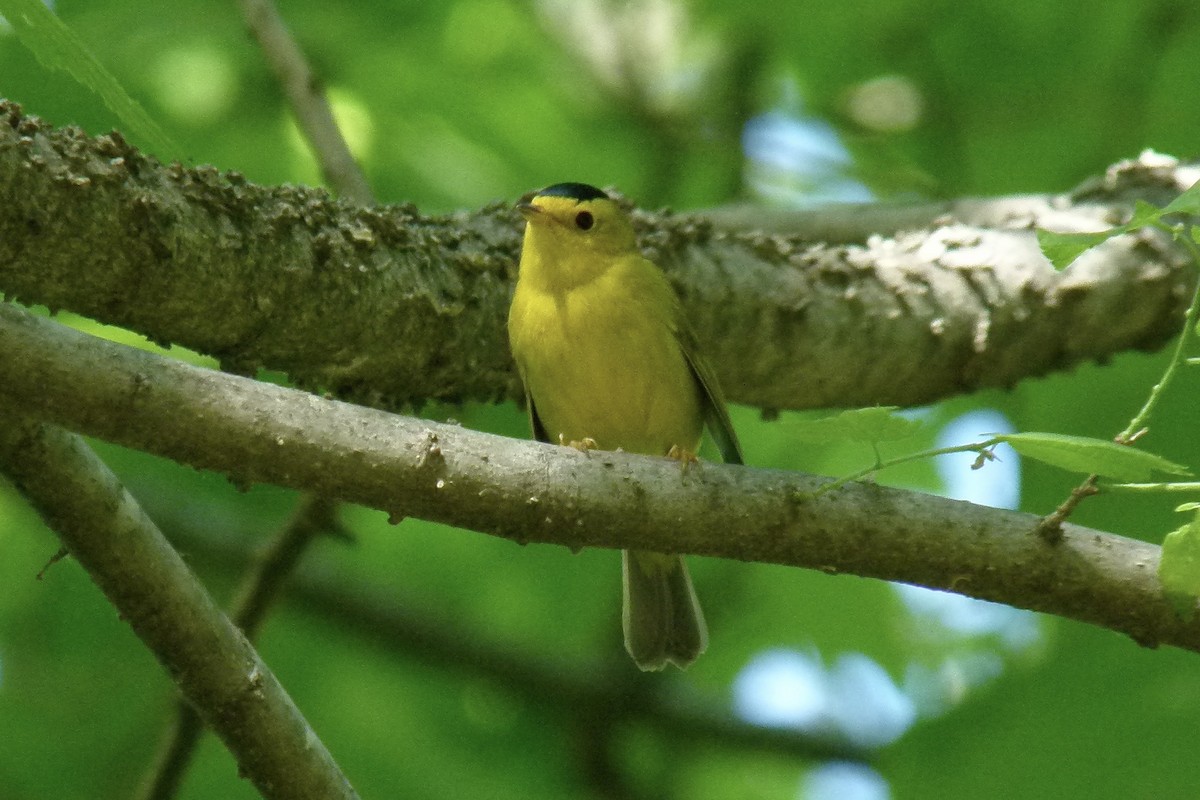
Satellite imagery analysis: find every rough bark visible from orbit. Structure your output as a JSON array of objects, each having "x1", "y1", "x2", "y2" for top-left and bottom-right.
[{"x1": 0, "y1": 101, "x2": 1194, "y2": 412}]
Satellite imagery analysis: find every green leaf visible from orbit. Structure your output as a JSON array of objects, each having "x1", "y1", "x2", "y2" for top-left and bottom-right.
[
  {"x1": 1162, "y1": 182, "x2": 1200, "y2": 217},
  {"x1": 994, "y1": 432, "x2": 1191, "y2": 482},
  {"x1": 1036, "y1": 199, "x2": 1167, "y2": 270},
  {"x1": 786, "y1": 406, "x2": 922, "y2": 445},
  {"x1": 1128, "y1": 199, "x2": 1165, "y2": 227},
  {"x1": 0, "y1": 0, "x2": 175, "y2": 155},
  {"x1": 1035, "y1": 229, "x2": 1115, "y2": 270},
  {"x1": 1159, "y1": 511, "x2": 1200, "y2": 618}
]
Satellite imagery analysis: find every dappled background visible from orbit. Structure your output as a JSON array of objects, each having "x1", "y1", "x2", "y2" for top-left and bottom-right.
[{"x1": 3, "y1": 0, "x2": 1200, "y2": 798}]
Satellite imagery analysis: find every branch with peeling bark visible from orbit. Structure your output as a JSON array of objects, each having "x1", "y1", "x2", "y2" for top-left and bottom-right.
[
  {"x1": 1, "y1": 302, "x2": 1196, "y2": 655},
  {"x1": 0, "y1": 100, "x2": 1195, "y2": 413}
]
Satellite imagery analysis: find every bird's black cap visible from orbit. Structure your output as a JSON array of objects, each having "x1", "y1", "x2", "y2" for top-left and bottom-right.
[{"x1": 536, "y1": 182, "x2": 609, "y2": 202}]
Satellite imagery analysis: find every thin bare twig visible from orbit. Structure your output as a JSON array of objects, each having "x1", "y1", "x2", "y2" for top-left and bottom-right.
[
  {"x1": 1034, "y1": 476, "x2": 1100, "y2": 543},
  {"x1": 236, "y1": 0, "x2": 373, "y2": 203}
]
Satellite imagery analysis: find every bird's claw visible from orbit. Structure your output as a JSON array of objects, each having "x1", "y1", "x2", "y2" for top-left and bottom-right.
[
  {"x1": 560, "y1": 434, "x2": 599, "y2": 452},
  {"x1": 666, "y1": 444, "x2": 699, "y2": 473}
]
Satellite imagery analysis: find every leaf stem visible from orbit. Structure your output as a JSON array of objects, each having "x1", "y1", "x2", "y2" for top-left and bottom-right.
[
  {"x1": 1117, "y1": 226, "x2": 1200, "y2": 442},
  {"x1": 1038, "y1": 221, "x2": 1200, "y2": 537},
  {"x1": 1101, "y1": 481, "x2": 1200, "y2": 494},
  {"x1": 811, "y1": 440, "x2": 1001, "y2": 497}
]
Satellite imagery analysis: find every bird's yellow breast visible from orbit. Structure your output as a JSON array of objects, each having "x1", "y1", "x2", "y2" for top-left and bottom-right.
[{"x1": 508, "y1": 253, "x2": 703, "y2": 457}]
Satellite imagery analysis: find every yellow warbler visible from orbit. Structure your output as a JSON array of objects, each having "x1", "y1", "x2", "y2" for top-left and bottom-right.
[{"x1": 507, "y1": 182, "x2": 742, "y2": 670}]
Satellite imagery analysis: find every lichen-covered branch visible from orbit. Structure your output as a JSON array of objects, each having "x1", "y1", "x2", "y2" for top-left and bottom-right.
[
  {"x1": 1, "y1": 302, "x2": 1195, "y2": 655},
  {"x1": 0, "y1": 101, "x2": 1194, "y2": 411}
]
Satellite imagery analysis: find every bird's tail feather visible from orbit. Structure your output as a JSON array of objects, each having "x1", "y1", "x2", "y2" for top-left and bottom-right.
[{"x1": 622, "y1": 550, "x2": 708, "y2": 671}]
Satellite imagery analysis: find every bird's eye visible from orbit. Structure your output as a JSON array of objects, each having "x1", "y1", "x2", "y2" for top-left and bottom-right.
[{"x1": 574, "y1": 211, "x2": 594, "y2": 230}]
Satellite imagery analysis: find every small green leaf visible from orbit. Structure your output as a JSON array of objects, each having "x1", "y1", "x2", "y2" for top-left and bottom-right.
[
  {"x1": 1035, "y1": 229, "x2": 1115, "y2": 271},
  {"x1": 0, "y1": 0, "x2": 175, "y2": 155},
  {"x1": 1036, "y1": 200, "x2": 1167, "y2": 271},
  {"x1": 1176, "y1": 502, "x2": 1200, "y2": 513},
  {"x1": 1159, "y1": 511, "x2": 1200, "y2": 618},
  {"x1": 1128, "y1": 199, "x2": 1165, "y2": 227},
  {"x1": 1162, "y1": 182, "x2": 1200, "y2": 217},
  {"x1": 787, "y1": 407, "x2": 922, "y2": 445},
  {"x1": 994, "y1": 432, "x2": 1191, "y2": 482}
]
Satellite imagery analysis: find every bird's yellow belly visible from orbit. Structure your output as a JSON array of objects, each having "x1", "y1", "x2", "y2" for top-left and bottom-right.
[{"x1": 512, "y1": 281, "x2": 702, "y2": 457}]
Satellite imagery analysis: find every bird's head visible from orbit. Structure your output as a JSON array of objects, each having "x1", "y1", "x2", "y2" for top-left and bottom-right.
[{"x1": 517, "y1": 183, "x2": 638, "y2": 270}]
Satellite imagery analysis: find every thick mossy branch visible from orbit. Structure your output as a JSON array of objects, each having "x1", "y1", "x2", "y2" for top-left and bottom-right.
[
  {"x1": 0, "y1": 101, "x2": 518, "y2": 410},
  {"x1": 0, "y1": 100, "x2": 1195, "y2": 411},
  {"x1": 1, "y1": 302, "x2": 1196, "y2": 654}
]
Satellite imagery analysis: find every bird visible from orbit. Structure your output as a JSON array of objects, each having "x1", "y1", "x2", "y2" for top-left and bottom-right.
[{"x1": 507, "y1": 182, "x2": 742, "y2": 671}]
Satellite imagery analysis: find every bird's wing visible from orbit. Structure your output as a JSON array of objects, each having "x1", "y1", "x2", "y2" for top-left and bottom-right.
[
  {"x1": 676, "y1": 317, "x2": 744, "y2": 465},
  {"x1": 526, "y1": 391, "x2": 552, "y2": 444},
  {"x1": 512, "y1": 351, "x2": 552, "y2": 443}
]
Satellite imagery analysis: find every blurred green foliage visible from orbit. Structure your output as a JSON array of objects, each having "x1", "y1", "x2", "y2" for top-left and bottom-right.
[{"x1": 2, "y1": 0, "x2": 1200, "y2": 798}]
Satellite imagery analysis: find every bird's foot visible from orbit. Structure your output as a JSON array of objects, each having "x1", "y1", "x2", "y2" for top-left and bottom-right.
[
  {"x1": 666, "y1": 444, "x2": 699, "y2": 473},
  {"x1": 560, "y1": 434, "x2": 599, "y2": 452}
]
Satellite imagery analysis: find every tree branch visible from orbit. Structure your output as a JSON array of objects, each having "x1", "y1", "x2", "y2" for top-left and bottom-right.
[
  {"x1": 235, "y1": 0, "x2": 372, "y2": 204},
  {"x1": 136, "y1": 495, "x2": 339, "y2": 800},
  {"x1": 165, "y1": 513, "x2": 869, "y2": 765},
  {"x1": 0, "y1": 100, "x2": 1194, "y2": 411},
  {"x1": 0, "y1": 412, "x2": 358, "y2": 800},
  {"x1": 136, "y1": 3, "x2": 369, "y2": 793},
  {"x1": 1, "y1": 302, "x2": 1195, "y2": 654}
]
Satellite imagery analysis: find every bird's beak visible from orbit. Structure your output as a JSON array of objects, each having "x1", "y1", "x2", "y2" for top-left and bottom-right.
[{"x1": 517, "y1": 201, "x2": 543, "y2": 223}]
